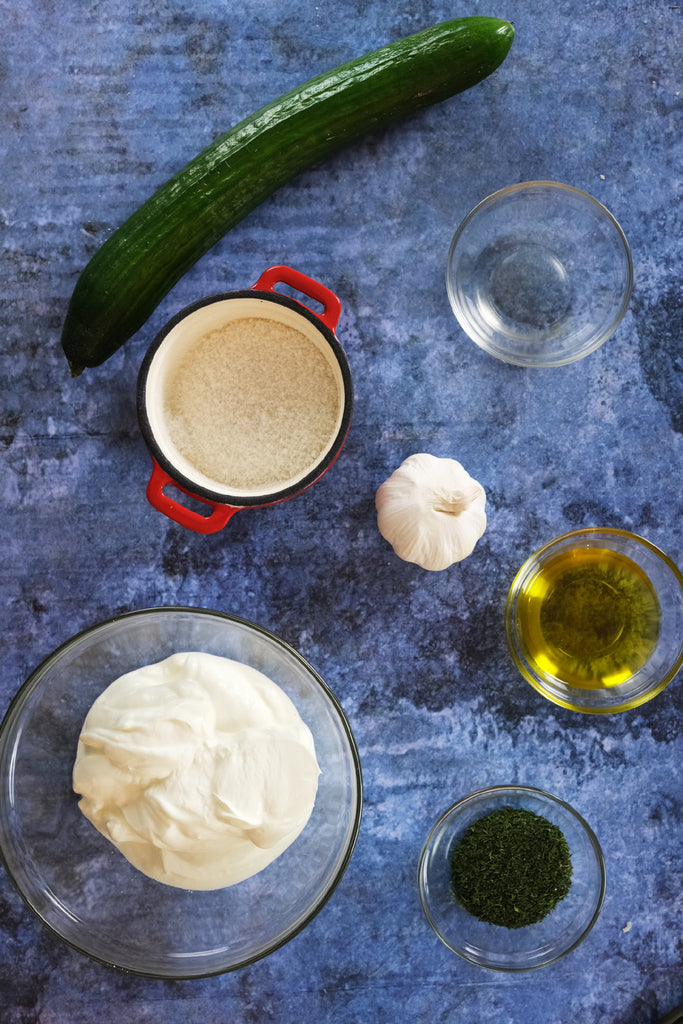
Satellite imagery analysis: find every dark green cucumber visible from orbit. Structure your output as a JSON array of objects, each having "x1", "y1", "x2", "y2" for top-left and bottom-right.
[{"x1": 61, "y1": 16, "x2": 514, "y2": 375}]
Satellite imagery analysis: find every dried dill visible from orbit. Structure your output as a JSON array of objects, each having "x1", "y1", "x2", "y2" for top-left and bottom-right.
[{"x1": 449, "y1": 806, "x2": 573, "y2": 929}]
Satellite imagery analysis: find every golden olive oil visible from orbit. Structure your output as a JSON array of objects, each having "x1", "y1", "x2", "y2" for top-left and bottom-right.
[{"x1": 517, "y1": 547, "x2": 661, "y2": 689}]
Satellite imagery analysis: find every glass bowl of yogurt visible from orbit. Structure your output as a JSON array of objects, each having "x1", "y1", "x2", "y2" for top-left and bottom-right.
[{"x1": 0, "y1": 607, "x2": 362, "y2": 978}]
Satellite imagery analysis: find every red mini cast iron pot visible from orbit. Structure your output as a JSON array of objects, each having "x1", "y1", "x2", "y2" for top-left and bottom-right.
[{"x1": 137, "y1": 265, "x2": 353, "y2": 534}]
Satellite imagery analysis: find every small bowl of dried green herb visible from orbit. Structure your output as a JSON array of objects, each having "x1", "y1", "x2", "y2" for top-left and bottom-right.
[{"x1": 418, "y1": 785, "x2": 605, "y2": 971}]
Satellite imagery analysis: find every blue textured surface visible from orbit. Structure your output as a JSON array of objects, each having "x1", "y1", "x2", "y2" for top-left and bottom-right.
[{"x1": 1, "y1": 0, "x2": 682, "y2": 1021}]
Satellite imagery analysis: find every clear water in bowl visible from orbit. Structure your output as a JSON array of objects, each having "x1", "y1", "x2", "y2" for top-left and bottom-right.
[
  {"x1": 447, "y1": 181, "x2": 633, "y2": 367},
  {"x1": 479, "y1": 240, "x2": 573, "y2": 334}
]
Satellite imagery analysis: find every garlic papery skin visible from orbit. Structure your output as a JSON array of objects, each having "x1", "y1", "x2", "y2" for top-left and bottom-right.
[{"x1": 375, "y1": 454, "x2": 486, "y2": 571}]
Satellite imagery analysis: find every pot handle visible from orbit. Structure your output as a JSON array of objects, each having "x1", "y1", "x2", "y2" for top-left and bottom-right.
[
  {"x1": 253, "y1": 265, "x2": 341, "y2": 332},
  {"x1": 146, "y1": 459, "x2": 239, "y2": 534}
]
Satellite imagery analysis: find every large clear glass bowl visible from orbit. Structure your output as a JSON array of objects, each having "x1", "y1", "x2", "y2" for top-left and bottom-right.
[
  {"x1": 418, "y1": 786, "x2": 605, "y2": 971},
  {"x1": 505, "y1": 528, "x2": 683, "y2": 713},
  {"x1": 0, "y1": 607, "x2": 362, "y2": 978},
  {"x1": 446, "y1": 181, "x2": 633, "y2": 367}
]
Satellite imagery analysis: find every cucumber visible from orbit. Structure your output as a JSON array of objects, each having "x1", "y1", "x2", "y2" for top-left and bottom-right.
[{"x1": 61, "y1": 16, "x2": 514, "y2": 375}]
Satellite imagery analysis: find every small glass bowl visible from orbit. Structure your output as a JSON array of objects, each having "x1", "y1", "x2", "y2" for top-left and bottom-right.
[
  {"x1": 446, "y1": 181, "x2": 633, "y2": 367},
  {"x1": 505, "y1": 528, "x2": 683, "y2": 713},
  {"x1": 0, "y1": 607, "x2": 362, "y2": 979},
  {"x1": 418, "y1": 786, "x2": 605, "y2": 972}
]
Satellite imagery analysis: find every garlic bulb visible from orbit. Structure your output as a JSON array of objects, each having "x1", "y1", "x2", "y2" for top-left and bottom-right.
[{"x1": 375, "y1": 454, "x2": 486, "y2": 571}]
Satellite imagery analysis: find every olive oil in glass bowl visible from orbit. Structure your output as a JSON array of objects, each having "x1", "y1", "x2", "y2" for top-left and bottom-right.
[{"x1": 505, "y1": 528, "x2": 683, "y2": 713}]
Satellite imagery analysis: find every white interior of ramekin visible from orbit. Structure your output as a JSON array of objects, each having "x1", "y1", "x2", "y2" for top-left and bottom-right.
[{"x1": 143, "y1": 296, "x2": 346, "y2": 499}]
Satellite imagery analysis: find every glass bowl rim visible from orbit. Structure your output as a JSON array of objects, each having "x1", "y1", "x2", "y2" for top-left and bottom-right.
[
  {"x1": 446, "y1": 179, "x2": 634, "y2": 368},
  {"x1": 504, "y1": 527, "x2": 683, "y2": 713},
  {"x1": 417, "y1": 784, "x2": 606, "y2": 972},
  {"x1": 0, "y1": 605, "x2": 364, "y2": 979}
]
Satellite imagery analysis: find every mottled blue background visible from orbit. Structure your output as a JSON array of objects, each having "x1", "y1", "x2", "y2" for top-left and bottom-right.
[{"x1": 1, "y1": 0, "x2": 682, "y2": 1021}]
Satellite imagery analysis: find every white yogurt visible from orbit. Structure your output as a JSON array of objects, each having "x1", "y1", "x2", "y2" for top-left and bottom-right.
[{"x1": 73, "y1": 652, "x2": 320, "y2": 890}]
